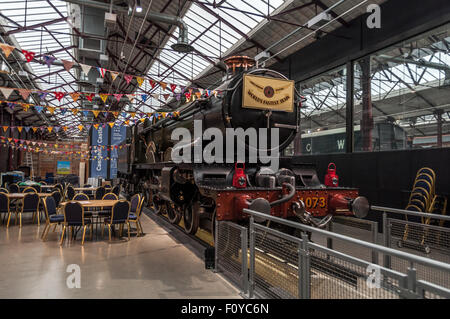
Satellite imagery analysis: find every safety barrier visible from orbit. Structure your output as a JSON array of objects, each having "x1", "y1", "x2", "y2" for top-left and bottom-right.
[
  {"x1": 215, "y1": 209, "x2": 450, "y2": 299},
  {"x1": 214, "y1": 220, "x2": 248, "y2": 295},
  {"x1": 372, "y1": 206, "x2": 450, "y2": 288}
]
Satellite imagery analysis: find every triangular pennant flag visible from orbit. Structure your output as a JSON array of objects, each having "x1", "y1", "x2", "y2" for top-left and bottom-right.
[
  {"x1": 149, "y1": 79, "x2": 156, "y2": 89},
  {"x1": 47, "y1": 127, "x2": 53, "y2": 133},
  {"x1": 61, "y1": 59, "x2": 74, "y2": 72},
  {"x1": 127, "y1": 94, "x2": 134, "y2": 103},
  {"x1": 163, "y1": 94, "x2": 170, "y2": 101},
  {"x1": 60, "y1": 108, "x2": 67, "y2": 115},
  {"x1": 72, "y1": 108, "x2": 79, "y2": 116},
  {"x1": 43, "y1": 55, "x2": 56, "y2": 67},
  {"x1": 124, "y1": 74, "x2": 133, "y2": 85},
  {"x1": 136, "y1": 77, "x2": 144, "y2": 87},
  {"x1": 21, "y1": 49, "x2": 35, "y2": 62},
  {"x1": 37, "y1": 91, "x2": 48, "y2": 100},
  {"x1": 34, "y1": 106, "x2": 43, "y2": 113},
  {"x1": 2, "y1": 126, "x2": 8, "y2": 132},
  {"x1": 99, "y1": 94, "x2": 108, "y2": 103},
  {"x1": 24, "y1": 127, "x2": 30, "y2": 133},
  {"x1": 93, "y1": 124, "x2": 100, "y2": 130},
  {"x1": 130, "y1": 112, "x2": 136, "y2": 118},
  {"x1": 170, "y1": 83, "x2": 177, "y2": 93},
  {"x1": 0, "y1": 43, "x2": 15, "y2": 58},
  {"x1": 114, "y1": 94, "x2": 123, "y2": 102},
  {"x1": 141, "y1": 94, "x2": 148, "y2": 102},
  {"x1": 62, "y1": 126, "x2": 68, "y2": 132},
  {"x1": 175, "y1": 93, "x2": 181, "y2": 101},
  {"x1": 82, "y1": 110, "x2": 90, "y2": 117},
  {"x1": 22, "y1": 104, "x2": 30, "y2": 112},
  {"x1": 32, "y1": 127, "x2": 38, "y2": 133},
  {"x1": 0, "y1": 87, "x2": 14, "y2": 99},
  {"x1": 77, "y1": 124, "x2": 84, "y2": 132},
  {"x1": 7, "y1": 102, "x2": 14, "y2": 110},
  {"x1": 112, "y1": 111, "x2": 119, "y2": 118},
  {"x1": 69, "y1": 92, "x2": 80, "y2": 103},
  {"x1": 110, "y1": 71, "x2": 119, "y2": 81},
  {"x1": 47, "y1": 106, "x2": 55, "y2": 115},
  {"x1": 160, "y1": 82, "x2": 167, "y2": 91},
  {"x1": 80, "y1": 63, "x2": 92, "y2": 76},
  {"x1": 54, "y1": 126, "x2": 60, "y2": 132},
  {"x1": 195, "y1": 92, "x2": 202, "y2": 99},
  {"x1": 96, "y1": 67, "x2": 106, "y2": 78},
  {"x1": 54, "y1": 91, "x2": 65, "y2": 101},
  {"x1": 17, "y1": 126, "x2": 23, "y2": 133},
  {"x1": 85, "y1": 93, "x2": 95, "y2": 102},
  {"x1": 152, "y1": 93, "x2": 159, "y2": 100},
  {"x1": 92, "y1": 110, "x2": 100, "y2": 118},
  {"x1": 17, "y1": 88, "x2": 30, "y2": 100},
  {"x1": 108, "y1": 122, "x2": 115, "y2": 128}
]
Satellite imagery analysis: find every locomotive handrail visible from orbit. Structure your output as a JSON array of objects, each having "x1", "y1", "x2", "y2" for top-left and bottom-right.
[
  {"x1": 371, "y1": 205, "x2": 450, "y2": 221},
  {"x1": 243, "y1": 208, "x2": 450, "y2": 273}
]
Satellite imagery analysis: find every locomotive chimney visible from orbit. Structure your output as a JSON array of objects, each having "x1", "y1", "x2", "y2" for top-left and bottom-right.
[{"x1": 223, "y1": 56, "x2": 255, "y2": 78}]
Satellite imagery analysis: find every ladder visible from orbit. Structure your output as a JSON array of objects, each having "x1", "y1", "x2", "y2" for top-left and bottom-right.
[{"x1": 24, "y1": 152, "x2": 34, "y2": 179}]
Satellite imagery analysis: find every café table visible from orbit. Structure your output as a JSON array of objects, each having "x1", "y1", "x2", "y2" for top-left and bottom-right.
[{"x1": 6, "y1": 193, "x2": 52, "y2": 225}]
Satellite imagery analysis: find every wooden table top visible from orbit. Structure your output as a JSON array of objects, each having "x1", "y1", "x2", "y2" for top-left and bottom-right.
[
  {"x1": 7, "y1": 192, "x2": 52, "y2": 199},
  {"x1": 73, "y1": 187, "x2": 96, "y2": 191},
  {"x1": 60, "y1": 199, "x2": 119, "y2": 208}
]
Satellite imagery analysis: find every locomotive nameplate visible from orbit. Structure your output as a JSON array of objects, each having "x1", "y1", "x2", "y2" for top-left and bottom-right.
[{"x1": 242, "y1": 74, "x2": 294, "y2": 112}]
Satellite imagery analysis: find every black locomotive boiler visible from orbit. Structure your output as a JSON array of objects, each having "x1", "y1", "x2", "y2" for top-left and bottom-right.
[{"x1": 118, "y1": 56, "x2": 369, "y2": 236}]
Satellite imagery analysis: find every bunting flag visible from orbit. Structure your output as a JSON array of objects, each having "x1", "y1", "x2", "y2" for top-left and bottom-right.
[
  {"x1": 21, "y1": 50, "x2": 35, "y2": 62},
  {"x1": 163, "y1": 94, "x2": 170, "y2": 101},
  {"x1": 170, "y1": 83, "x2": 177, "y2": 93},
  {"x1": 127, "y1": 94, "x2": 134, "y2": 103},
  {"x1": 77, "y1": 124, "x2": 84, "y2": 132},
  {"x1": 0, "y1": 43, "x2": 15, "y2": 58},
  {"x1": 60, "y1": 108, "x2": 67, "y2": 115},
  {"x1": 32, "y1": 127, "x2": 38, "y2": 133},
  {"x1": 43, "y1": 55, "x2": 56, "y2": 67},
  {"x1": 18, "y1": 88, "x2": 30, "y2": 100},
  {"x1": 160, "y1": 82, "x2": 167, "y2": 91},
  {"x1": 110, "y1": 71, "x2": 119, "y2": 81},
  {"x1": 35, "y1": 106, "x2": 43, "y2": 113},
  {"x1": 149, "y1": 79, "x2": 156, "y2": 89},
  {"x1": 141, "y1": 94, "x2": 148, "y2": 102},
  {"x1": 22, "y1": 104, "x2": 30, "y2": 112},
  {"x1": 54, "y1": 91, "x2": 65, "y2": 101},
  {"x1": 17, "y1": 126, "x2": 23, "y2": 133},
  {"x1": 80, "y1": 63, "x2": 92, "y2": 76},
  {"x1": 93, "y1": 124, "x2": 100, "y2": 130},
  {"x1": 92, "y1": 110, "x2": 100, "y2": 118},
  {"x1": 62, "y1": 126, "x2": 68, "y2": 132},
  {"x1": 72, "y1": 108, "x2": 79, "y2": 116},
  {"x1": 3, "y1": 126, "x2": 8, "y2": 132},
  {"x1": 130, "y1": 112, "x2": 136, "y2": 118},
  {"x1": 0, "y1": 87, "x2": 14, "y2": 99},
  {"x1": 47, "y1": 106, "x2": 55, "y2": 115},
  {"x1": 85, "y1": 93, "x2": 95, "y2": 102},
  {"x1": 61, "y1": 59, "x2": 74, "y2": 72},
  {"x1": 136, "y1": 76, "x2": 144, "y2": 87},
  {"x1": 69, "y1": 92, "x2": 80, "y2": 102},
  {"x1": 152, "y1": 93, "x2": 159, "y2": 100},
  {"x1": 108, "y1": 122, "x2": 115, "y2": 128},
  {"x1": 113, "y1": 94, "x2": 123, "y2": 102},
  {"x1": 97, "y1": 67, "x2": 107, "y2": 78},
  {"x1": 47, "y1": 127, "x2": 53, "y2": 133},
  {"x1": 99, "y1": 94, "x2": 108, "y2": 103},
  {"x1": 112, "y1": 111, "x2": 119, "y2": 118},
  {"x1": 124, "y1": 74, "x2": 133, "y2": 85},
  {"x1": 38, "y1": 91, "x2": 48, "y2": 100}
]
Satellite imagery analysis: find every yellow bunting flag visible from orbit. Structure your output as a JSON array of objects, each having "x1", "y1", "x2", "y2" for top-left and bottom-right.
[
  {"x1": 92, "y1": 110, "x2": 100, "y2": 118},
  {"x1": 140, "y1": 118, "x2": 146, "y2": 123},
  {"x1": 77, "y1": 124, "x2": 84, "y2": 132},
  {"x1": 0, "y1": 43, "x2": 15, "y2": 58},
  {"x1": 69, "y1": 92, "x2": 80, "y2": 103},
  {"x1": 112, "y1": 111, "x2": 119, "y2": 118},
  {"x1": 32, "y1": 127, "x2": 38, "y2": 133},
  {"x1": 108, "y1": 122, "x2": 115, "y2": 128},
  {"x1": 47, "y1": 127, "x2": 53, "y2": 133},
  {"x1": 17, "y1": 126, "x2": 23, "y2": 133},
  {"x1": 72, "y1": 108, "x2": 79, "y2": 116},
  {"x1": 2, "y1": 126, "x2": 7, "y2": 132},
  {"x1": 124, "y1": 120, "x2": 130, "y2": 125},
  {"x1": 130, "y1": 112, "x2": 136, "y2": 118},
  {"x1": 22, "y1": 104, "x2": 30, "y2": 112},
  {"x1": 136, "y1": 77, "x2": 144, "y2": 87},
  {"x1": 99, "y1": 94, "x2": 108, "y2": 103},
  {"x1": 47, "y1": 106, "x2": 55, "y2": 114}
]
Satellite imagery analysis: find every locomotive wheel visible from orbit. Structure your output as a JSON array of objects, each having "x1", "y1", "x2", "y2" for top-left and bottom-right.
[
  {"x1": 183, "y1": 204, "x2": 199, "y2": 235},
  {"x1": 166, "y1": 202, "x2": 182, "y2": 224}
]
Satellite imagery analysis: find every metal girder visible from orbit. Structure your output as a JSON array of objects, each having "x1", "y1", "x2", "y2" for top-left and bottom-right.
[{"x1": 3, "y1": 17, "x2": 68, "y2": 36}]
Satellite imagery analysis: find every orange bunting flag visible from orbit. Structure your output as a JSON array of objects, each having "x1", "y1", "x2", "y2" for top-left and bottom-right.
[
  {"x1": 69, "y1": 92, "x2": 80, "y2": 102},
  {"x1": 108, "y1": 122, "x2": 115, "y2": 128},
  {"x1": 112, "y1": 111, "x2": 119, "y2": 118},
  {"x1": 99, "y1": 94, "x2": 108, "y2": 103},
  {"x1": 0, "y1": 43, "x2": 15, "y2": 58},
  {"x1": 92, "y1": 110, "x2": 100, "y2": 118},
  {"x1": 62, "y1": 126, "x2": 68, "y2": 132},
  {"x1": 110, "y1": 71, "x2": 119, "y2": 81},
  {"x1": 136, "y1": 77, "x2": 144, "y2": 87},
  {"x1": 77, "y1": 124, "x2": 84, "y2": 132},
  {"x1": 127, "y1": 94, "x2": 134, "y2": 103},
  {"x1": 2, "y1": 126, "x2": 8, "y2": 132},
  {"x1": 130, "y1": 112, "x2": 136, "y2": 118},
  {"x1": 17, "y1": 126, "x2": 23, "y2": 133},
  {"x1": 72, "y1": 108, "x2": 79, "y2": 116},
  {"x1": 32, "y1": 127, "x2": 38, "y2": 133},
  {"x1": 47, "y1": 127, "x2": 53, "y2": 133},
  {"x1": 47, "y1": 106, "x2": 55, "y2": 115},
  {"x1": 93, "y1": 124, "x2": 100, "y2": 130},
  {"x1": 160, "y1": 82, "x2": 167, "y2": 91}
]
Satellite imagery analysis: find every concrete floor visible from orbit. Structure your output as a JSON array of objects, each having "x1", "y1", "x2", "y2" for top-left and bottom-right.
[{"x1": 0, "y1": 212, "x2": 240, "y2": 299}]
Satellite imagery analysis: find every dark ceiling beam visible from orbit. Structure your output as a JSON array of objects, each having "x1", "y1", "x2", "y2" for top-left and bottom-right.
[
  {"x1": 314, "y1": 0, "x2": 349, "y2": 28},
  {"x1": 2, "y1": 17, "x2": 68, "y2": 36}
]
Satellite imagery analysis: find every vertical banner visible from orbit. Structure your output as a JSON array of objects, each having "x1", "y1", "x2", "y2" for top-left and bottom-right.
[
  {"x1": 90, "y1": 126, "x2": 109, "y2": 178},
  {"x1": 110, "y1": 125, "x2": 126, "y2": 178}
]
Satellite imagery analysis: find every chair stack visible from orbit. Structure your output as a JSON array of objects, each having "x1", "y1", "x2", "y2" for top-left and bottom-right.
[{"x1": 406, "y1": 167, "x2": 436, "y2": 215}]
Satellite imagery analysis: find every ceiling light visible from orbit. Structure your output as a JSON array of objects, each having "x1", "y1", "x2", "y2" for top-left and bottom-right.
[{"x1": 136, "y1": 0, "x2": 142, "y2": 13}]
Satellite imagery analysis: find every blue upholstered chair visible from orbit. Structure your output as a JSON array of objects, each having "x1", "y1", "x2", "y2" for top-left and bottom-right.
[
  {"x1": 112, "y1": 185, "x2": 120, "y2": 197},
  {"x1": 51, "y1": 190, "x2": 62, "y2": 207},
  {"x1": 65, "y1": 185, "x2": 75, "y2": 201},
  {"x1": 60, "y1": 201, "x2": 92, "y2": 246},
  {"x1": 23, "y1": 186, "x2": 37, "y2": 193},
  {"x1": 95, "y1": 186, "x2": 106, "y2": 200},
  {"x1": 8, "y1": 192, "x2": 39, "y2": 228},
  {"x1": 0, "y1": 192, "x2": 9, "y2": 225},
  {"x1": 8, "y1": 183, "x2": 19, "y2": 193},
  {"x1": 129, "y1": 196, "x2": 145, "y2": 237},
  {"x1": 41, "y1": 197, "x2": 64, "y2": 241},
  {"x1": 102, "y1": 200, "x2": 130, "y2": 241}
]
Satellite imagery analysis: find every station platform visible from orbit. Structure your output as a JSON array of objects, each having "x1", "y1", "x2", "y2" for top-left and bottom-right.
[{"x1": 0, "y1": 212, "x2": 240, "y2": 299}]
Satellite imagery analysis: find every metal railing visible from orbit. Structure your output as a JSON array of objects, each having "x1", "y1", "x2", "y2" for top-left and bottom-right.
[
  {"x1": 214, "y1": 220, "x2": 248, "y2": 295},
  {"x1": 227, "y1": 209, "x2": 450, "y2": 299},
  {"x1": 371, "y1": 206, "x2": 450, "y2": 288}
]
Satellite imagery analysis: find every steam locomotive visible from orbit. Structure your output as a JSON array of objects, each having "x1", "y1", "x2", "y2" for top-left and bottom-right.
[{"x1": 118, "y1": 56, "x2": 369, "y2": 236}]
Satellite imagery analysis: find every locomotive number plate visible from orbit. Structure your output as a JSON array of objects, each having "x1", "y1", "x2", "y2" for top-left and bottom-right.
[
  {"x1": 242, "y1": 74, "x2": 294, "y2": 112},
  {"x1": 299, "y1": 197, "x2": 327, "y2": 209}
]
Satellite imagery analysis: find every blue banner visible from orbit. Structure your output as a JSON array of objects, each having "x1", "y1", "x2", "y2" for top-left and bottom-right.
[
  {"x1": 90, "y1": 126, "x2": 109, "y2": 178},
  {"x1": 110, "y1": 126, "x2": 126, "y2": 178}
]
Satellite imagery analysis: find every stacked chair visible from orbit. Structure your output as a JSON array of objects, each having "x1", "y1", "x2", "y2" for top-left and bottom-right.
[{"x1": 401, "y1": 167, "x2": 447, "y2": 252}]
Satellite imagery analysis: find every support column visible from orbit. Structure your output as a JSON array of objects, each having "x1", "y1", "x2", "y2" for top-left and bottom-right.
[
  {"x1": 436, "y1": 110, "x2": 443, "y2": 148},
  {"x1": 360, "y1": 57, "x2": 374, "y2": 151},
  {"x1": 346, "y1": 61, "x2": 354, "y2": 153}
]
